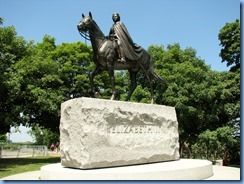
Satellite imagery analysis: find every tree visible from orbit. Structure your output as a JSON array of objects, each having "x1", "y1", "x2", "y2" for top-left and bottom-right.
[
  {"x1": 6, "y1": 36, "x2": 93, "y2": 132},
  {"x1": 0, "y1": 22, "x2": 30, "y2": 134},
  {"x1": 52, "y1": 41, "x2": 92, "y2": 99},
  {"x1": 28, "y1": 124, "x2": 59, "y2": 147},
  {"x1": 218, "y1": 19, "x2": 240, "y2": 72},
  {"x1": 0, "y1": 134, "x2": 7, "y2": 143},
  {"x1": 147, "y1": 44, "x2": 239, "y2": 158},
  {"x1": 218, "y1": 19, "x2": 240, "y2": 146},
  {"x1": 192, "y1": 126, "x2": 239, "y2": 164}
]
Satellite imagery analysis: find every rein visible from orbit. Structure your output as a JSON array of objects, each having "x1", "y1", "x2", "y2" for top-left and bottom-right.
[
  {"x1": 79, "y1": 31, "x2": 90, "y2": 41},
  {"x1": 79, "y1": 28, "x2": 107, "y2": 51}
]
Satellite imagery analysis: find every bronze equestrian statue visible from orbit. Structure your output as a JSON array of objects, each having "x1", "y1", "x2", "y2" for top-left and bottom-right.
[{"x1": 77, "y1": 12, "x2": 165, "y2": 104}]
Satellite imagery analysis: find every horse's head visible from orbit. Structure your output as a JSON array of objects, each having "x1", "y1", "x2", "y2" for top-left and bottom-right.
[
  {"x1": 77, "y1": 12, "x2": 105, "y2": 40},
  {"x1": 77, "y1": 12, "x2": 93, "y2": 33}
]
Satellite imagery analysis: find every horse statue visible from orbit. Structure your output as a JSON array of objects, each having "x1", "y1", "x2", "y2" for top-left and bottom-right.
[{"x1": 77, "y1": 12, "x2": 165, "y2": 104}]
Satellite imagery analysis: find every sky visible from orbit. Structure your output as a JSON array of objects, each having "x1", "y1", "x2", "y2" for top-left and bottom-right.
[
  {"x1": 0, "y1": 0, "x2": 240, "y2": 147},
  {"x1": 6, "y1": 124, "x2": 35, "y2": 143},
  {"x1": 0, "y1": 0, "x2": 240, "y2": 72}
]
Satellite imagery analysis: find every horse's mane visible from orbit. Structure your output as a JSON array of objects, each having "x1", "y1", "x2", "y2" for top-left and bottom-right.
[
  {"x1": 89, "y1": 18, "x2": 105, "y2": 64},
  {"x1": 91, "y1": 19, "x2": 105, "y2": 37}
]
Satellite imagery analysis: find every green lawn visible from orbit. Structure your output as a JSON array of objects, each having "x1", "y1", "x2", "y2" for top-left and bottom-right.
[{"x1": 0, "y1": 156, "x2": 60, "y2": 179}]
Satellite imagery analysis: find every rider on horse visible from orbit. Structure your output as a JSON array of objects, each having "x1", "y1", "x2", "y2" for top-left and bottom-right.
[{"x1": 109, "y1": 13, "x2": 143, "y2": 64}]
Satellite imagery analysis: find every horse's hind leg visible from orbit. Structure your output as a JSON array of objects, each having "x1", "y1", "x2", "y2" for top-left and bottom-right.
[
  {"x1": 126, "y1": 70, "x2": 137, "y2": 101},
  {"x1": 148, "y1": 69, "x2": 155, "y2": 104},
  {"x1": 144, "y1": 71, "x2": 154, "y2": 104},
  {"x1": 149, "y1": 79, "x2": 154, "y2": 104},
  {"x1": 138, "y1": 60, "x2": 154, "y2": 104}
]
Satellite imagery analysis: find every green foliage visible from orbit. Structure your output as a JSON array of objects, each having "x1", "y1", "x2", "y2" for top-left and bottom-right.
[
  {"x1": 149, "y1": 45, "x2": 233, "y2": 139},
  {"x1": 0, "y1": 24, "x2": 30, "y2": 133},
  {"x1": 192, "y1": 126, "x2": 238, "y2": 161},
  {"x1": 0, "y1": 134, "x2": 7, "y2": 142},
  {"x1": 52, "y1": 41, "x2": 92, "y2": 98},
  {"x1": 130, "y1": 85, "x2": 150, "y2": 103},
  {"x1": 218, "y1": 19, "x2": 240, "y2": 71},
  {"x1": 28, "y1": 124, "x2": 59, "y2": 147},
  {"x1": 6, "y1": 37, "x2": 93, "y2": 132},
  {"x1": 146, "y1": 44, "x2": 240, "y2": 163}
]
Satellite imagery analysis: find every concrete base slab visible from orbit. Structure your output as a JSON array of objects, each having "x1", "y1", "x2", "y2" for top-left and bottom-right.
[{"x1": 40, "y1": 159, "x2": 213, "y2": 180}]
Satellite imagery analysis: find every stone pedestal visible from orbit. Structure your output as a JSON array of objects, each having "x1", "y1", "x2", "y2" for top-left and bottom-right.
[
  {"x1": 41, "y1": 159, "x2": 214, "y2": 180},
  {"x1": 60, "y1": 97, "x2": 179, "y2": 169}
]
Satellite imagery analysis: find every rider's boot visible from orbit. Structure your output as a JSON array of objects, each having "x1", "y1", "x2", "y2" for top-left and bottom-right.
[{"x1": 118, "y1": 47, "x2": 126, "y2": 64}]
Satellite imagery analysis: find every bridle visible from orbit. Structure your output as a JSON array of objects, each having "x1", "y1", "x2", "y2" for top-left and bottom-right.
[
  {"x1": 78, "y1": 20, "x2": 107, "y2": 51},
  {"x1": 79, "y1": 30, "x2": 90, "y2": 41}
]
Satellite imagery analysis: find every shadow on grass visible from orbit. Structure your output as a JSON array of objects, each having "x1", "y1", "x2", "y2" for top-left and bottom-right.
[{"x1": 0, "y1": 156, "x2": 60, "y2": 172}]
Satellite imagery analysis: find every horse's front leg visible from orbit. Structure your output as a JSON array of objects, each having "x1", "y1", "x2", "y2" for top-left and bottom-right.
[
  {"x1": 106, "y1": 62, "x2": 116, "y2": 100},
  {"x1": 89, "y1": 66, "x2": 102, "y2": 98}
]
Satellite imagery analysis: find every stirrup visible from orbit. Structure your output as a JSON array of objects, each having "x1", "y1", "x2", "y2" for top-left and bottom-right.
[{"x1": 118, "y1": 57, "x2": 126, "y2": 64}]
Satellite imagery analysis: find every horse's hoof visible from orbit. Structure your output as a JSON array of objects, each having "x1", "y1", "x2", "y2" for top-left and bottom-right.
[
  {"x1": 110, "y1": 94, "x2": 116, "y2": 100},
  {"x1": 94, "y1": 92, "x2": 100, "y2": 98}
]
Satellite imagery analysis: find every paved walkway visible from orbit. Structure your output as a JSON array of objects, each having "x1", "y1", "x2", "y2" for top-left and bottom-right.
[
  {"x1": 205, "y1": 165, "x2": 240, "y2": 180},
  {"x1": 1, "y1": 165, "x2": 240, "y2": 180},
  {"x1": 1, "y1": 171, "x2": 41, "y2": 180}
]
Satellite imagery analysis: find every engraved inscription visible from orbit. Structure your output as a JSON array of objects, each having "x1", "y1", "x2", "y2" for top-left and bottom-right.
[{"x1": 106, "y1": 125, "x2": 163, "y2": 134}]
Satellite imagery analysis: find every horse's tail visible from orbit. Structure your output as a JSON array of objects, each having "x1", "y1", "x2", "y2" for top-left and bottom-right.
[
  {"x1": 148, "y1": 57, "x2": 166, "y2": 85},
  {"x1": 139, "y1": 51, "x2": 166, "y2": 86},
  {"x1": 151, "y1": 71, "x2": 166, "y2": 85}
]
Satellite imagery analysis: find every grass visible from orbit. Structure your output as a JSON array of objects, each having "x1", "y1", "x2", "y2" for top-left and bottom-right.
[{"x1": 0, "y1": 155, "x2": 60, "y2": 179}]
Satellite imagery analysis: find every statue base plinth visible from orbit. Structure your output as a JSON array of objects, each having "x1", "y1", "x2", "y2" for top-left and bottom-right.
[{"x1": 60, "y1": 97, "x2": 179, "y2": 169}]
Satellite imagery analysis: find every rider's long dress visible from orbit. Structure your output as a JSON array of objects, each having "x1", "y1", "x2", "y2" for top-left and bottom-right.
[{"x1": 110, "y1": 21, "x2": 143, "y2": 61}]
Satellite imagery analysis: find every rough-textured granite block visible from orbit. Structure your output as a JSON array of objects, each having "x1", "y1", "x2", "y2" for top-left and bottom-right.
[{"x1": 60, "y1": 97, "x2": 179, "y2": 169}]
